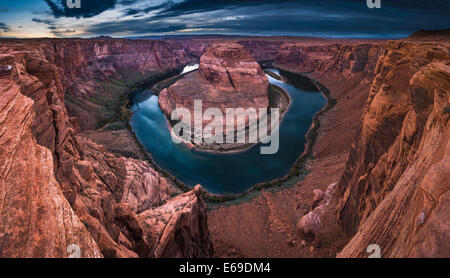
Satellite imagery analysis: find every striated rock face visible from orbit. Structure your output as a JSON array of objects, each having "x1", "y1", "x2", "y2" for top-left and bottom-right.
[
  {"x1": 276, "y1": 37, "x2": 449, "y2": 258},
  {"x1": 207, "y1": 40, "x2": 385, "y2": 258},
  {"x1": 238, "y1": 40, "x2": 285, "y2": 62},
  {"x1": 209, "y1": 35, "x2": 448, "y2": 258},
  {"x1": 275, "y1": 41, "x2": 384, "y2": 158},
  {"x1": 275, "y1": 42, "x2": 382, "y2": 80},
  {"x1": 1, "y1": 34, "x2": 448, "y2": 259},
  {"x1": 0, "y1": 39, "x2": 213, "y2": 258},
  {"x1": 336, "y1": 40, "x2": 450, "y2": 257},
  {"x1": 0, "y1": 80, "x2": 102, "y2": 258},
  {"x1": 198, "y1": 43, "x2": 269, "y2": 97}
]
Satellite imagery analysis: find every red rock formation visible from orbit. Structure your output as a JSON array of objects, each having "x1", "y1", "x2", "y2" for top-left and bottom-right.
[
  {"x1": 297, "y1": 183, "x2": 338, "y2": 242},
  {"x1": 49, "y1": 39, "x2": 199, "y2": 130},
  {"x1": 275, "y1": 41, "x2": 384, "y2": 157},
  {"x1": 208, "y1": 40, "x2": 383, "y2": 258},
  {"x1": 336, "y1": 40, "x2": 450, "y2": 257},
  {"x1": 0, "y1": 79, "x2": 102, "y2": 258},
  {"x1": 0, "y1": 39, "x2": 213, "y2": 258},
  {"x1": 140, "y1": 185, "x2": 213, "y2": 257},
  {"x1": 208, "y1": 35, "x2": 449, "y2": 258},
  {"x1": 158, "y1": 43, "x2": 269, "y2": 143},
  {"x1": 238, "y1": 40, "x2": 285, "y2": 61}
]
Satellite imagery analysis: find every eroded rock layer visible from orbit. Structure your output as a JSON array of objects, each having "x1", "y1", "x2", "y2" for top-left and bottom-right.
[
  {"x1": 336, "y1": 41, "x2": 450, "y2": 258},
  {"x1": 0, "y1": 39, "x2": 212, "y2": 258}
]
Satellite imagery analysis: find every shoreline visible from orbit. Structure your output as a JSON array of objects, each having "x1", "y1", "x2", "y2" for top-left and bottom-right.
[{"x1": 122, "y1": 64, "x2": 337, "y2": 203}]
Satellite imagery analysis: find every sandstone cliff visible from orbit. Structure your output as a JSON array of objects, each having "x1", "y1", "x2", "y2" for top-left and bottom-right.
[
  {"x1": 0, "y1": 39, "x2": 212, "y2": 258},
  {"x1": 336, "y1": 40, "x2": 449, "y2": 257},
  {"x1": 209, "y1": 36, "x2": 448, "y2": 258},
  {"x1": 208, "y1": 40, "x2": 386, "y2": 258},
  {"x1": 0, "y1": 79, "x2": 101, "y2": 258},
  {"x1": 50, "y1": 39, "x2": 199, "y2": 130}
]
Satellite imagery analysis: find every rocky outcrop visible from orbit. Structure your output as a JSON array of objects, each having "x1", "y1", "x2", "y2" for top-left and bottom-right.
[
  {"x1": 336, "y1": 41, "x2": 450, "y2": 257},
  {"x1": 198, "y1": 43, "x2": 269, "y2": 96},
  {"x1": 297, "y1": 183, "x2": 338, "y2": 242},
  {"x1": 0, "y1": 39, "x2": 213, "y2": 258},
  {"x1": 0, "y1": 79, "x2": 101, "y2": 258},
  {"x1": 140, "y1": 185, "x2": 213, "y2": 258},
  {"x1": 158, "y1": 43, "x2": 269, "y2": 147}
]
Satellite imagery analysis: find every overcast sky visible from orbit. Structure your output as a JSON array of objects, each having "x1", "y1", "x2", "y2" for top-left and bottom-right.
[{"x1": 0, "y1": 0, "x2": 449, "y2": 38}]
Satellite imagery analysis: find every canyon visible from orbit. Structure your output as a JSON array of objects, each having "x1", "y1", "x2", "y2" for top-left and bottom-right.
[
  {"x1": 0, "y1": 38, "x2": 212, "y2": 257},
  {"x1": 0, "y1": 30, "x2": 448, "y2": 258}
]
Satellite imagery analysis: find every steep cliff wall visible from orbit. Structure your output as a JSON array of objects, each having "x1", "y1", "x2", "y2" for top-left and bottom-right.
[
  {"x1": 274, "y1": 41, "x2": 384, "y2": 157},
  {"x1": 47, "y1": 39, "x2": 200, "y2": 130},
  {"x1": 267, "y1": 38, "x2": 449, "y2": 258},
  {"x1": 208, "y1": 40, "x2": 387, "y2": 258},
  {"x1": 1, "y1": 35, "x2": 447, "y2": 258},
  {"x1": 0, "y1": 39, "x2": 213, "y2": 258},
  {"x1": 0, "y1": 78, "x2": 102, "y2": 258},
  {"x1": 337, "y1": 41, "x2": 449, "y2": 257}
]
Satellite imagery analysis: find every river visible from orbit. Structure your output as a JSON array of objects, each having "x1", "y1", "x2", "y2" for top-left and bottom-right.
[{"x1": 129, "y1": 66, "x2": 326, "y2": 194}]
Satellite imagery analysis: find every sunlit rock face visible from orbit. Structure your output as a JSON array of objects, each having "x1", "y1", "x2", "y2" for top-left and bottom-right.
[{"x1": 336, "y1": 40, "x2": 450, "y2": 258}]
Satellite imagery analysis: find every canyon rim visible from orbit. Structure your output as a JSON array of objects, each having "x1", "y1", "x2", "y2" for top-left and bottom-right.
[{"x1": 0, "y1": 0, "x2": 449, "y2": 262}]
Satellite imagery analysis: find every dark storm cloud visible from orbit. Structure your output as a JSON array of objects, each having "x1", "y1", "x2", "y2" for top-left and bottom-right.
[
  {"x1": 39, "y1": 0, "x2": 450, "y2": 37},
  {"x1": 123, "y1": 1, "x2": 174, "y2": 17},
  {"x1": 119, "y1": 0, "x2": 138, "y2": 5},
  {"x1": 0, "y1": 22, "x2": 11, "y2": 32},
  {"x1": 153, "y1": 0, "x2": 450, "y2": 18},
  {"x1": 85, "y1": 19, "x2": 187, "y2": 34},
  {"x1": 189, "y1": 6, "x2": 449, "y2": 36},
  {"x1": 44, "y1": 0, "x2": 117, "y2": 18},
  {"x1": 32, "y1": 18, "x2": 55, "y2": 25},
  {"x1": 137, "y1": 0, "x2": 449, "y2": 36}
]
